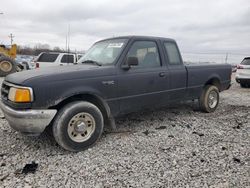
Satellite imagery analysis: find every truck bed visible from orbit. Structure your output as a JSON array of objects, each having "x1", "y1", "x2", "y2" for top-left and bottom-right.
[{"x1": 185, "y1": 63, "x2": 232, "y2": 99}]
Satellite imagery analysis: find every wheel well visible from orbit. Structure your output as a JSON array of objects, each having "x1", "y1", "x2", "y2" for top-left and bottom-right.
[
  {"x1": 50, "y1": 94, "x2": 110, "y2": 124},
  {"x1": 205, "y1": 78, "x2": 221, "y2": 91}
]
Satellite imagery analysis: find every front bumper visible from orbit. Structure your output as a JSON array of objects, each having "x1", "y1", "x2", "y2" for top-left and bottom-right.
[
  {"x1": 235, "y1": 73, "x2": 250, "y2": 82},
  {"x1": 0, "y1": 100, "x2": 57, "y2": 136}
]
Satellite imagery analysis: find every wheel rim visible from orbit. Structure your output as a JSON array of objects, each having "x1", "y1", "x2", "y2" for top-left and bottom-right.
[
  {"x1": 67, "y1": 112, "x2": 96, "y2": 143},
  {"x1": 0, "y1": 61, "x2": 12, "y2": 72},
  {"x1": 208, "y1": 90, "x2": 218, "y2": 108}
]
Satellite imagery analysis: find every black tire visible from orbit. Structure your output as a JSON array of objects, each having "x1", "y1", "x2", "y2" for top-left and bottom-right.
[
  {"x1": 199, "y1": 85, "x2": 219, "y2": 113},
  {"x1": 52, "y1": 101, "x2": 104, "y2": 152},
  {"x1": 240, "y1": 83, "x2": 248, "y2": 88},
  {"x1": 0, "y1": 56, "x2": 17, "y2": 77}
]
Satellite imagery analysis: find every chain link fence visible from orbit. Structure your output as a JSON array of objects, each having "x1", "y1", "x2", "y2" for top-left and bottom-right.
[{"x1": 181, "y1": 52, "x2": 248, "y2": 65}]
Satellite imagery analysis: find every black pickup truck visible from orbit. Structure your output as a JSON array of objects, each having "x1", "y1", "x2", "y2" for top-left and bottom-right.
[{"x1": 0, "y1": 36, "x2": 231, "y2": 151}]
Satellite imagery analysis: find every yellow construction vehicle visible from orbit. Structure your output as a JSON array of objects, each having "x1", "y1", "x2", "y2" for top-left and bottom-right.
[{"x1": 0, "y1": 44, "x2": 18, "y2": 76}]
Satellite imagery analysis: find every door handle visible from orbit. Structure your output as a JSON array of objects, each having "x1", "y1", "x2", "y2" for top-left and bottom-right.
[{"x1": 159, "y1": 72, "x2": 165, "y2": 77}]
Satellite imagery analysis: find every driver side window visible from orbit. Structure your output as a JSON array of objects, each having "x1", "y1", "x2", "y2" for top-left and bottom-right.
[{"x1": 127, "y1": 41, "x2": 161, "y2": 68}]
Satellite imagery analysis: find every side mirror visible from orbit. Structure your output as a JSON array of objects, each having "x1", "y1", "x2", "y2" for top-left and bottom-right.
[{"x1": 122, "y1": 57, "x2": 138, "y2": 70}]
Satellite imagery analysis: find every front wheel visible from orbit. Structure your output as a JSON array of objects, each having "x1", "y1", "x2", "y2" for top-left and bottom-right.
[
  {"x1": 199, "y1": 85, "x2": 219, "y2": 113},
  {"x1": 53, "y1": 101, "x2": 104, "y2": 151}
]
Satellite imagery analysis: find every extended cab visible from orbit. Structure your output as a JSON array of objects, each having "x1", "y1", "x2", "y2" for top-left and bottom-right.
[{"x1": 0, "y1": 36, "x2": 232, "y2": 151}]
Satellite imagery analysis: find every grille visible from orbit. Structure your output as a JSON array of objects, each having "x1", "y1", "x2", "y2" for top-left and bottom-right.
[{"x1": 1, "y1": 82, "x2": 11, "y2": 101}]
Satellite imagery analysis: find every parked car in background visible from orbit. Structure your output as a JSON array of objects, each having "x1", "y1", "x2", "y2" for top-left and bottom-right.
[
  {"x1": 15, "y1": 55, "x2": 35, "y2": 70},
  {"x1": 77, "y1": 54, "x2": 83, "y2": 60},
  {"x1": 236, "y1": 57, "x2": 250, "y2": 88},
  {"x1": 33, "y1": 52, "x2": 84, "y2": 68}
]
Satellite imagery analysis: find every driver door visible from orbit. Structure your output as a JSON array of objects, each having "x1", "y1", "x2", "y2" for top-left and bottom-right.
[{"x1": 117, "y1": 40, "x2": 170, "y2": 114}]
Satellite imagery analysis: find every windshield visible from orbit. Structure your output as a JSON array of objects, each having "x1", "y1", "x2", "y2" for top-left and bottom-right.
[{"x1": 78, "y1": 39, "x2": 127, "y2": 65}]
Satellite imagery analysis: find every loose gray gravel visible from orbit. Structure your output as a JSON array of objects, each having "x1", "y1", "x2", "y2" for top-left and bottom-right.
[{"x1": 0, "y1": 75, "x2": 249, "y2": 187}]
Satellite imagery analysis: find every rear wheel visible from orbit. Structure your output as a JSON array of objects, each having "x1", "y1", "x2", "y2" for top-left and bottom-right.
[
  {"x1": 199, "y1": 85, "x2": 219, "y2": 113},
  {"x1": 0, "y1": 56, "x2": 17, "y2": 77},
  {"x1": 52, "y1": 101, "x2": 104, "y2": 151}
]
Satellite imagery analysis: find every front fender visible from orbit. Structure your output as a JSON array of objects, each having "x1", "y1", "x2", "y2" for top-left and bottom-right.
[
  {"x1": 31, "y1": 81, "x2": 107, "y2": 109},
  {"x1": 53, "y1": 89, "x2": 111, "y2": 117}
]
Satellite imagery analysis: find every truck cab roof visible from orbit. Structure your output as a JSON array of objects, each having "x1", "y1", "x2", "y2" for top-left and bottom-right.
[{"x1": 98, "y1": 35, "x2": 176, "y2": 43}]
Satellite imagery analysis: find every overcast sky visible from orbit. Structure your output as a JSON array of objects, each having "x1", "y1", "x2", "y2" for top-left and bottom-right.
[{"x1": 0, "y1": 0, "x2": 249, "y2": 60}]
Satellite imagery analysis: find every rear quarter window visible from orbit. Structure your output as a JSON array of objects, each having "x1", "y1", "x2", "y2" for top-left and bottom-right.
[
  {"x1": 37, "y1": 53, "x2": 59, "y2": 62},
  {"x1": 241, "y1": 58, "x2": 250, "y2": 65},
  {"x1": 164, "y1": 42, "x2": 182, "y2": 65},
  {"x1": 61, "y1": 54, "x2": 74, "y2": 63}
]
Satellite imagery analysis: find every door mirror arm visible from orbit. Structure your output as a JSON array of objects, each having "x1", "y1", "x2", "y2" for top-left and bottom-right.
[
  {"x1": 122, "y1": 57, "x2": 139, "y2": 70},
  {"x1": 121, "y1": 64, "x2": 130, "y2": 70}
]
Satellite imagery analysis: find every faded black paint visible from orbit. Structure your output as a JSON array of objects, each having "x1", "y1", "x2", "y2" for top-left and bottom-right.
[{"x1": 3, "y1": 36, "x2": 231, "y2": 117}]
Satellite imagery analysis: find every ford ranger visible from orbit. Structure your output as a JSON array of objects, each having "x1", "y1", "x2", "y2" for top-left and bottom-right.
[{"x1": 0, "y1": 36, "x2": 232, "y2": 151}]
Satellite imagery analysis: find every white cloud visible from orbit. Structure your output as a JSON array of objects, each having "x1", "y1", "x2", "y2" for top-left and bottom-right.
[{"x1": 0, "y1": 0, "x2": 249, "y2": 57}]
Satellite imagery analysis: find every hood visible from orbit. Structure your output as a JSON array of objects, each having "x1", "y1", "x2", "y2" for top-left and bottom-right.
[{"x1": 5, "y1": 64, "x2": 116, "y2": 86}]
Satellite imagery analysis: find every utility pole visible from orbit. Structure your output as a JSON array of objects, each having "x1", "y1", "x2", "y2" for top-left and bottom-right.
[
  {"x1": 225, "y1": 53, "x2": 228, "y2": 64},
  {"x1": 9, "y1": 33, "x2": 14, "y2": 45},
  {"x1": 0, "y1": 12, "x2": 3, "y2": 44},
  {"x1": 65, "y1": 23, "x2": 70, "y2": 53},
  {"x1": 65, "y1": 35, "x2": 68, "y2": 52},
  {"x1": 67, "y1": 23, "x2": 70, "y2": 53}
]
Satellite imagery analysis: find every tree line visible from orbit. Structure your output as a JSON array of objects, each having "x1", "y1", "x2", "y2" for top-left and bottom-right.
[{"x1": 17, "y1": 43, "x2": 78, "y2": 56}]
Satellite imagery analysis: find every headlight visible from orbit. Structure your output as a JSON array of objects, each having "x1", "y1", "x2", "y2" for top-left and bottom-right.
[{"x1": 8, "y1": 86, "x2": 33, "y2": 103}]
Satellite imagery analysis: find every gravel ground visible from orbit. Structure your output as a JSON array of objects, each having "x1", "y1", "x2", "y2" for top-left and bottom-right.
[{"x1": 0, "y1": 75, "x2": 249, "y2": 187}]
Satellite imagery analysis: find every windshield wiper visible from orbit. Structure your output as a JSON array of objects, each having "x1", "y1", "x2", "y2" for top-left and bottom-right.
[{"x1": 81, "y1": 60, "x2": 102, "y2": 66}]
